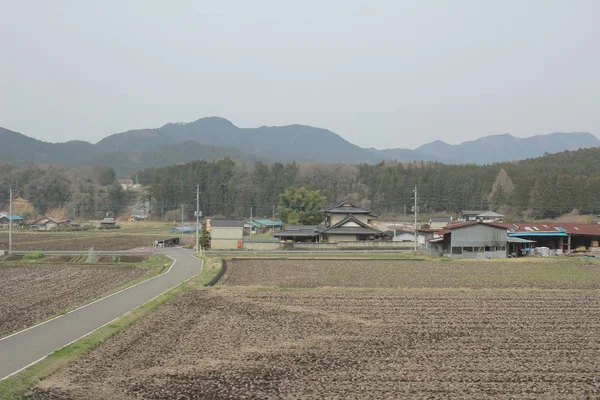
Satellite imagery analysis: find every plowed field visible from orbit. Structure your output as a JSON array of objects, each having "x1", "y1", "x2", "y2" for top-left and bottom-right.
[
  {"x1": 28, "y1": 289, "x2": 600, "y2": 399},
  {"x1": 0, "y1": 264, "x2": 151, "y2": 337},
  {"x1": 0, "y1": 232, "x2": 154, "y2": 251},
  {"x1": 222, "y1": 258, "x2": 600, "y2": 289}
]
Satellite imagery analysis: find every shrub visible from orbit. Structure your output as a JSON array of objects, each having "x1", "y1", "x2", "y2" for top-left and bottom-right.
[{"x1": 24, "y1": 252, "x2": 45, "y2": 260}]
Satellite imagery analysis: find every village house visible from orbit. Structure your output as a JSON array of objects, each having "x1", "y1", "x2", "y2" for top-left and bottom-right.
[
  {"x1": 273, "y1": 225, "x2": 320, "y2": 242},
  {"x1": 0, "y1": 214, "x2": 23, "y2": 227},
  {"x1": 319, "y1": 200, "x2": 382, "y2": 243},
  {"x1": 29, "y1": 217, "x2": 72, "y2": 231},
  {"x1": 273, "y1": 200, "x2": 382, "y2": 243},
  {"x1": 459, "y1": 210, "x2": 505, "y2": 222}
]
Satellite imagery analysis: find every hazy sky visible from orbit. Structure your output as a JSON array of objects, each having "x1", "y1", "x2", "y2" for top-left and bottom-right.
[{"x1": 1, "y1": 1, "x2": 598, "y2": 149}]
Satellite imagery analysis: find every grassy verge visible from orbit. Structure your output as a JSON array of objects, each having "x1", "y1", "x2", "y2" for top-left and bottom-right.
[{"x1": 0, "y1": 255, "x2": 222, "y2": 400}]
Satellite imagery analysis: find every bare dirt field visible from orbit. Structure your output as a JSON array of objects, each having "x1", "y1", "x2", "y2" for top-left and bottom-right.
[
  {"x1": 221, "y1": 258, "x2": 600, "y2": 289},
  {"x1": 28, "y1": 288, "x2": 600, "y2": 399},
  {"x1": 0, "y1": 232, "x2": 155, "y2": 251},
  {"x1": 0, "y1": 263, "x2": 152, "y2": 337}
]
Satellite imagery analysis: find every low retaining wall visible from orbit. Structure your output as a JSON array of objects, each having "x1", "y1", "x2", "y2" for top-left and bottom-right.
[
  {"x1": 242, "y1": 242, "x2": 283, "y2": 251},
  {"x1": 293, "y1": 243, "x2": 338, "y2": 251},
  {"x1": 206, "y1": 260, "x2": 227, "y2": 286},
  {"x1": 337, "y1": 241, "x2": 413, "y2": 250},
  {"x1": 236, "y1": 241, "x2": 413, "y2": 251}
]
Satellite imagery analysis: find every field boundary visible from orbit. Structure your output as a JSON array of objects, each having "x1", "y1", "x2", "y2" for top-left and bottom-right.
[
  {"x1": 206, "y1": 260, "x2": 227, "y2": 286},
  {"x1": 231, "y1": 257, "x2": 426, "y2": 261}
]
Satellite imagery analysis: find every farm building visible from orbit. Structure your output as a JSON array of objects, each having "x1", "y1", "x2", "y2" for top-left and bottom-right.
[
  {"x1": 320, "y1": 200, "x2": 382, "y2": 242},
  {"x1": 29, "y1": 217, "x2": 71, "y2": 230},
  {"x1": 99, "y1": 218, "x2": 118, "y2": 229},
  {"x1": 273, "y1": 225, "x2": 320, "y2": 242},
  {"x1": 210, "y1": 219, "x2": 245, "y2": 250},
  {"x1": 0, "y1": 214, "x2": 23, "y2": 227},
  {"x1": 504, "y1": 222, "x2": 600, "y2": 254},
  {"x1": 427, "y1": 221, "x2": 509, "y2": 258}
]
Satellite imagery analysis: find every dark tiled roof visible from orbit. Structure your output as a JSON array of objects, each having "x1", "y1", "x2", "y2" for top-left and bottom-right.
[
  {"x1": 461, "y1": 210, "x2": 486, "y2": 215},
  {"x1": 210, "y1": 219, "x2": 246, "y2": 228},
  {"x1": 273, "y1": 225, "x2": 319, "y2": 237},
  {"x1": 322, "y1": 215, "x2": 381, "y2": 234},
  {"x1": 323, "y1": 199, "x2": 371, "y2": 214},
  {"x1": 323, "y1": 227, "x2": 382, "y2": 235},
  {"x1": 429, "y1": 217, "x2": 452, "y2": 222}
]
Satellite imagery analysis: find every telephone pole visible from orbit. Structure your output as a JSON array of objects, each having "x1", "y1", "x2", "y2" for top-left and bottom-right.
[
  {"x1": 195, "y1": 185, "x2": 200, "y2": 254},
  {"x1": 181, "y1": 204, "x2": 184, "y2": 240},
  {"x1": 8, "y1": 188, "x2": 13, "y2": 254},
  {"x1": 272, "y1": 204, "x2": 275, "y2": 233},
  {"x1": 250, "y1": 206, "x2": 253, "y2": 236},
  {"x1": 413, "y1": 185, "x2": 418, "y2": 252}
]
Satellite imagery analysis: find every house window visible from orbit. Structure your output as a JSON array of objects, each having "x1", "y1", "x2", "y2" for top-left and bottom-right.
[
  {"x1": 452, "y1": 247, "x2": 462, "y2": 254},
  {"x1": 497, "y1": 246, "x2": 506, "y2": 251},
  {"x1": 484, "y1": 246, "x2": 491, "y2": 251},
  {"x1": 463, "y1": 247, "x2": 475, "y2": 253}
]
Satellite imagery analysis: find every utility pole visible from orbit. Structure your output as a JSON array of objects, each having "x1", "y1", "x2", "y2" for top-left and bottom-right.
[
  {"x1": 9, "y1": 188, "x2": 13, "y2": 255},
  {"x1": 413, "y1": 185, "x2": 418, "y2": 252},
  {"x1": 181, "y1": 204, "x2": 184, "y2": 240},
  {"x1": 250, "y1": 206, "x2": 253, "y2": 236},
  {"x1": 403, "y1": 204, "x2": 406, "y2": 225},
  {"x1": 272, "y1": 204, "x2": 275, "y2": 233},
  {"x1": 195, "y1": 185, "x2": 200, "y2": 254}
]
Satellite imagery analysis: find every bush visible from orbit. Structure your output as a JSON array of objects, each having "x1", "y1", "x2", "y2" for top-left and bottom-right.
[{"x1": 24, "y1": 252, "x2": 45, "y2": 260}]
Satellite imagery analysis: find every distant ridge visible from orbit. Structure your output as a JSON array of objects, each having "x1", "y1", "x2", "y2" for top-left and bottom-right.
[{"x1": 1, "y1": 118, "x2": 598, "y2": 175}]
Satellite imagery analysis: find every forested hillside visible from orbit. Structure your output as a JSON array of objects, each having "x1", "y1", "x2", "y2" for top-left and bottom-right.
[
  {"x1": 2, "y1": 147, "x2": 599, "y2": 221},
  {"x1": 135, "y1": 147, "x2": 600, "y2": 220}
]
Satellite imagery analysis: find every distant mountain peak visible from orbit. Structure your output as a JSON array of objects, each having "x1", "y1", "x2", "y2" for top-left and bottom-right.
[{"x1": 1, "y1": 118, "x2": 597, "y2": 173}]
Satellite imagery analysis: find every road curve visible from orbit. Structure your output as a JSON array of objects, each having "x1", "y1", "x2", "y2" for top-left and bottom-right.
[{"x1": 0, "y1": 248, "x2": 202, "y2": 381}]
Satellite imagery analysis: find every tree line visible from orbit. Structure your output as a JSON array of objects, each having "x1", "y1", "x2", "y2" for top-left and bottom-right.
[
  {"x1": 2, "y1": 147, "x2": 600, "y2": 221},
  {"x1": 135, "y1": 147, "x2": 600, "y2": 220},
  {"x1": 0, "y1": 164, "x2": 131, "y2": 220}
]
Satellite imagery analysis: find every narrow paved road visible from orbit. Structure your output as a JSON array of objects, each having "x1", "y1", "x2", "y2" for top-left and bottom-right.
[{"x1": 0, "y1": 248, "x2": 202, "y2": 380}]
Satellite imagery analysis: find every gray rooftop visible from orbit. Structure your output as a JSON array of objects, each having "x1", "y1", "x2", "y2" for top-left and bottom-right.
[
  {"x1": 323, "y1": 200, "x2": 371, "y2": 214},
  {"x1": 210, "y1": 219, "x2": 246, "y2": 228}
]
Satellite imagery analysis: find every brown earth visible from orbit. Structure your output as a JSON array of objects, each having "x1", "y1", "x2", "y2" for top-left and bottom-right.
[
  {"x1": 221, "y1": 258, "x2": 600, "y2": 289},
  {"x1": 0, "y1": 232, "x2": 154, "y2": 251},
  {"x1": 27, "y1": 289, "x2": 600, "y2": 399},
  {"x1": 0, "y1": 263, "x2": 152, "y2": 337}
]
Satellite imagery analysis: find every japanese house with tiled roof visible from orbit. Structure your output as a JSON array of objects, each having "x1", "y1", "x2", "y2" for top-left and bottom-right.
[{"x1": 320, "y1": 200, "x2": 382, "y2": 243}]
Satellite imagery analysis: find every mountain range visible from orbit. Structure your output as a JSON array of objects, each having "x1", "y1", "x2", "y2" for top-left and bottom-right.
[{"x1": 1, "y1": 117, "x2": 598, "y2": 176}]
